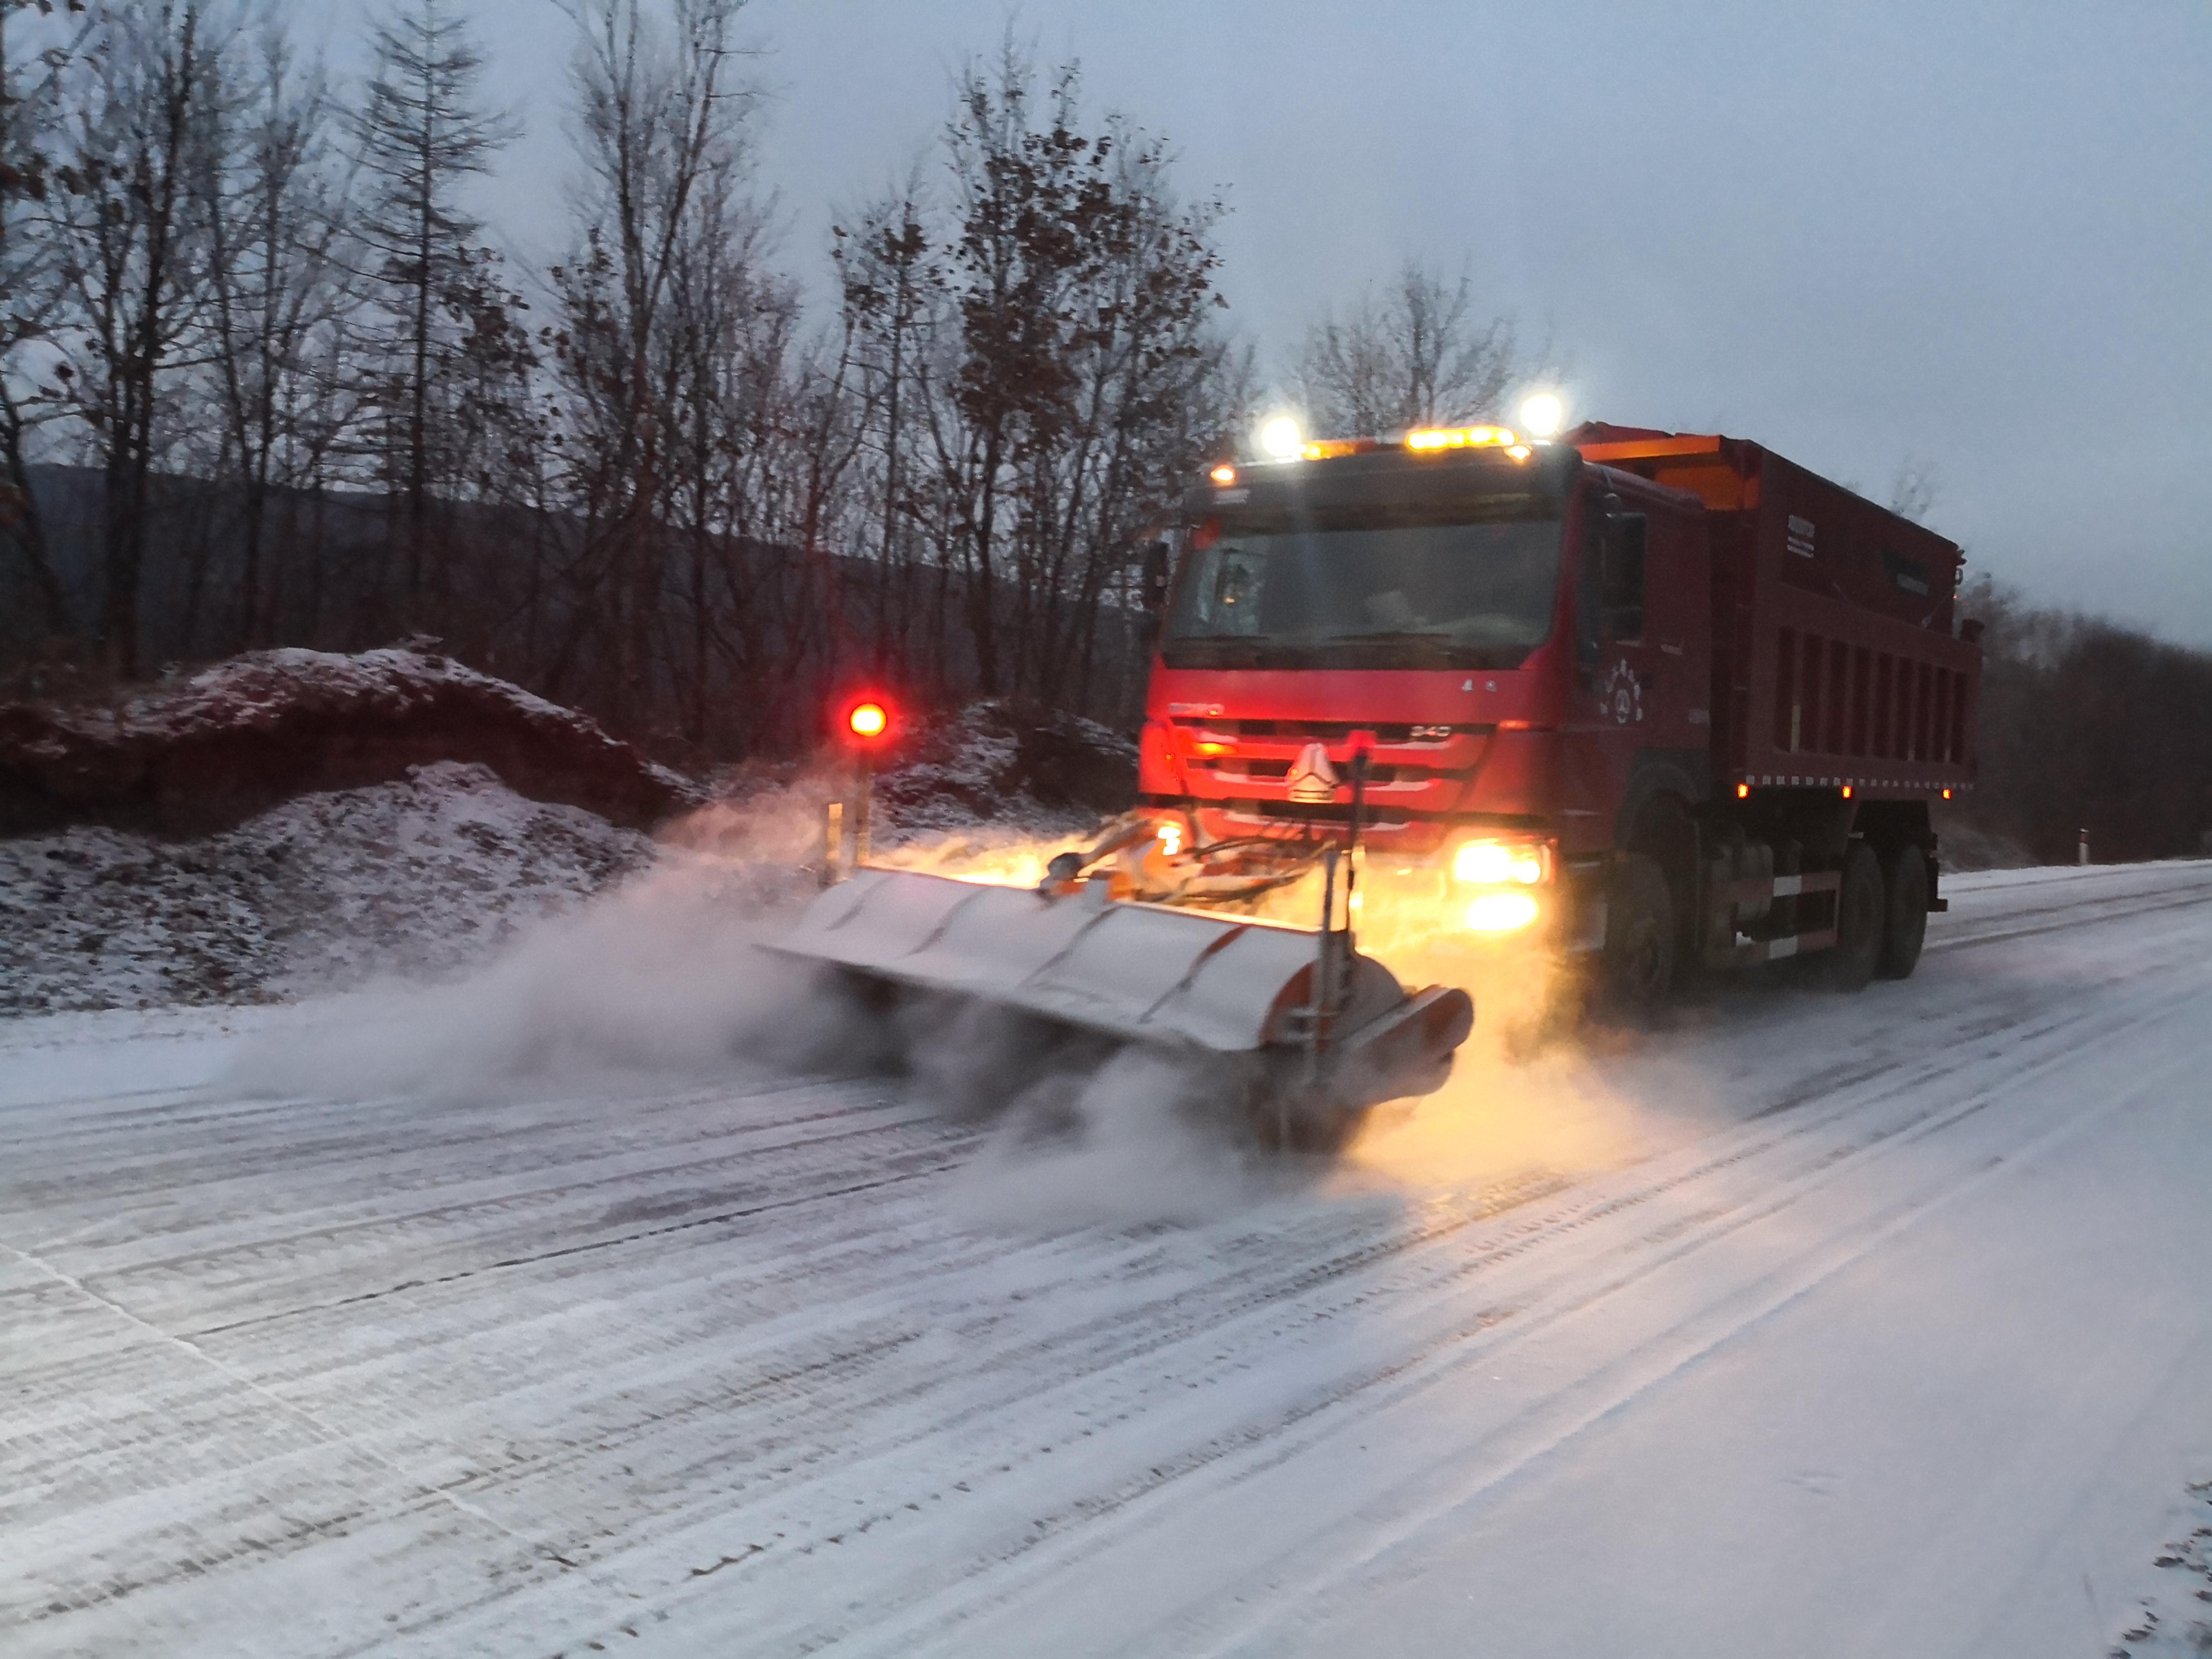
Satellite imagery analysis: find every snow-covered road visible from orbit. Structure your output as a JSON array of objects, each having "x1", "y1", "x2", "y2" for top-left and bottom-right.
[{"x1": 6, "y1": 862, "x2": 2212, "y2": 1657}]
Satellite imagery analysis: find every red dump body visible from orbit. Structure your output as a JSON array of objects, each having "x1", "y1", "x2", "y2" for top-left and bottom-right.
[
  {"x1": 1138, "y1": 426, "x2": 1979, "y2": 908},
  {"x1": 1580, "y1": 427, "x2": 1979, "y2": 799}
]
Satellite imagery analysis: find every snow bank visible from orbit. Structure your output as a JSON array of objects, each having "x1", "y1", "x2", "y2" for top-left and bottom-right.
[
  {"x1": 0, "y1": 760, "x2": 654, "y2": 1014},
  {"x1": 0, "y1": 676, "x2": 1140, "y2": 1040},
  {"x1": 0, "y1": 645, "x2": 705, "y2": 836},
  {"x1": 1935, "y1": 815, "x2": 2036, "y2": 872},
  {"x1": 872, "y1": 697, "x2": 1135, "y2": 841}
]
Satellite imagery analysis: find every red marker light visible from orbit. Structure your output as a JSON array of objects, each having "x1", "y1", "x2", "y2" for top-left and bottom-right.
[{"x1": 847, "y1": 700, "x2": 889, "y2": 741}]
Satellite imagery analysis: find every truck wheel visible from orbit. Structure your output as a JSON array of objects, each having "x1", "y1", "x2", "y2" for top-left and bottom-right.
[
  {"x1": 1603, "y1": 855, "x2": 1675, "y2": 1017},
  {"x1": 1877, "y1": 845, "x2": 1930, "y2": 980},
  {"x1": 1822, "y1": 842, "x2": 1883, "y2": 992}
]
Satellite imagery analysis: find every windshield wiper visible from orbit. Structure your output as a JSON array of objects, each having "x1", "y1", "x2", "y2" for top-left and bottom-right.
[
  {"x1": 1308, "y1": 631, "x2": 1491, "y2": 664},
  {"x1": 1318, "y1": 630, "x2": 1454, "y2": 644},
  {"x1": 1165, "y1": 636, "x2": 1277, "y2": 667},
  {"x1": 1166, "y1": 632, "x2": 1532, "y2": 670}
]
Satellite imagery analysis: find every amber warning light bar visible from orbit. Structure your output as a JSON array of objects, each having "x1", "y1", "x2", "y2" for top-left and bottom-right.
[{"x1": 1211, "y1": 421, "x2": 1536, "y2": 482}]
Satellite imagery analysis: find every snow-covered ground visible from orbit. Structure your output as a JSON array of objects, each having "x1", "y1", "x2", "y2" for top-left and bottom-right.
[
  {"x1": 0, "y1": 762, "x2": 655, "y2": 1014},
  {"x1": 6, "y1": 861, "x2": 2212, "y2": 1657}
]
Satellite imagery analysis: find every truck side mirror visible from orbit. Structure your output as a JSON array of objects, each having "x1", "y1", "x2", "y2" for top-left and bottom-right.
[
  {"x1": 1141, "y1": 538, "x2": 1172, "y2": 611},
  {"x1": 1958, "y1": 617, "x2": 1985, "y2": 645}
]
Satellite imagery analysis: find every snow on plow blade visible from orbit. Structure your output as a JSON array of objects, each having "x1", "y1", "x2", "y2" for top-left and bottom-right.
[{"x1": 770, "y1": 866, "x2": 1473, "y2": 1108}]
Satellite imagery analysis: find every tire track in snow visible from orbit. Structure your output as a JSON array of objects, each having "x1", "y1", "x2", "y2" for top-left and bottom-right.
[
  {"x1": 577, "y1": 874, "x2": 2212, "y2": 1654},
  {"x1": 513, "y1": 913, "x2": 2212, "y2": 1654},
  {"x1": 739, "y1": 969, "x2": 2212, "y2": 1659}
]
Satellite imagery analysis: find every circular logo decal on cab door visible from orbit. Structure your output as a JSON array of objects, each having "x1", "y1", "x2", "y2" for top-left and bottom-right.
[{"x1": 1602, "y1": 659, "x2": 1645, "y2": 725}]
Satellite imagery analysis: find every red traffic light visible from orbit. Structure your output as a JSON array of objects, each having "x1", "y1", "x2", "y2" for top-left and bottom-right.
[{"x1": 841, "y1": 696, "x2": 894, "y2": 744}]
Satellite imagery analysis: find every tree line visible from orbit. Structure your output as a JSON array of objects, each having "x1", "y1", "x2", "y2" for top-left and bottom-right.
[
  {"x1": 10, "y1": 1, "x2": 2200, "y2": 866},
  {"x1": 1, "y1": 0, "x2": 1550, "y2": 763},
  {"x1": 1952, "y1": 574, "x2": 2212, "y2": 866}
]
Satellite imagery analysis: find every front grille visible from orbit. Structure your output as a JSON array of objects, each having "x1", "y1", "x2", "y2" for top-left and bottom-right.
[
  {"x1": 1184, "y1": 719, "x2": 1490, "y2": 743},
  {"x1": 1197, "y1": 759, "x2": 1433, "y2": 785}
]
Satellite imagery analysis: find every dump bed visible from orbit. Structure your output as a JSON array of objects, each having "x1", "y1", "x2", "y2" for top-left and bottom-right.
[{"x1": 1576, "y1": 429, "x2": 1980, "y2": 801}]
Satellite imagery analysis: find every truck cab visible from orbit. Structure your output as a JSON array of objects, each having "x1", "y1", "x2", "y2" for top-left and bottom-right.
[{"x1": 1137, "y1": 422, "x2": 1979, "y2": 1005}]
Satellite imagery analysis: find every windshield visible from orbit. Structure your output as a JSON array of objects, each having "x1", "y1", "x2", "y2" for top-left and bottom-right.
[{"x1": 1162, "y1": 502, "x2": 1564, "y2": 670}]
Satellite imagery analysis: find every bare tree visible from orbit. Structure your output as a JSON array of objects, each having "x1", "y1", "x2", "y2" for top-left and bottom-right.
[
  {"x1": 0, "y1": 0, "x2": 89, "y2": 644},
  {"x1": 930, "y1": 41, "x2": 1081, "y2": 697},
  {"x1": 350, "y1": 0, "x2": 514, "y2": 604},
  {"x1": 551, "y1": 0, "x2": 760, "y2": 726},
  {"x1": 660, "y1": 123, "x2": 790, "y2": 743},
  {"x1": 50, "y1": 0, "x2": 231, "y2": 676},
  {"x1": 1291, "y1": 258, "x2": 1522, "y2": 436},
  {"x1": 1012, "y1": 114, "x2": 1230, "y2": 706},
  {"x1": 925, "y1": 41, "x2": 1234, "y2": 704},
  {"x1": 200, "y1": 15, "x2": 353, "y2": 645},
  {"x1": 833, "y1": 158, "x2": 933, "y2": 681}
]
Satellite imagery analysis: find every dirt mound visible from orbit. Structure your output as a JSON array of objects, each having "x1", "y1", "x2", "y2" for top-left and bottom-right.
[{"x1": 0, "y1": 647, "x2": 706, "y2": 837}]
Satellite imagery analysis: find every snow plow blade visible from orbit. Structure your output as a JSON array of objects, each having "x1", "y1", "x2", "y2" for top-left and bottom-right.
[{"x1": 770, "y1": 866, "x2": 1473, "y2": 1109}]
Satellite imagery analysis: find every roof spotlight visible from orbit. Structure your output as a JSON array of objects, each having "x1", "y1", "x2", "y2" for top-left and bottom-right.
[
  {"x1": 1518, "y1": 391, "x2": 1566, "y2": 439},
  {"x1": 1258, "y1": 414, "x2": 1304, "y2": 460}
]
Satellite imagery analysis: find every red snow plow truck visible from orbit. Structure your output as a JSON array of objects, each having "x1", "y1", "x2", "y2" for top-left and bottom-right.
[{"x1": 778, "y1": 420, "x2": 1980, "y2": 1145}]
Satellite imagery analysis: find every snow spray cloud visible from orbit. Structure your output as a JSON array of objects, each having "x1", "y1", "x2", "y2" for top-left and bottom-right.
[
  {"x1": 222, "y1": 785, "x2": 883, "y2": 1103},
  {"x1": 1329, "y1": 948, "x2": 1729, "y2": 1194},
  {"x1": 218, "y1": 756, "x2": 1095, "y2": 1109},
  {"x1": 218, "y1": 768, "x2": 1699, "y2": 1211}
]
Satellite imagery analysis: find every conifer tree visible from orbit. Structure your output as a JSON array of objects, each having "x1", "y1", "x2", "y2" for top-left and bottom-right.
[{"x1": 349, "y1": 0, "x2": 514, "y2": 604}]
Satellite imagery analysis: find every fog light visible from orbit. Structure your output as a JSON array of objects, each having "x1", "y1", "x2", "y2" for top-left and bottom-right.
[
  {"x1": 1467, "y1": 891, "x2": 1541, "y2": 932},
  {"x1": 1453, "y1": 838, "x2": 1548, "y2": 885}
]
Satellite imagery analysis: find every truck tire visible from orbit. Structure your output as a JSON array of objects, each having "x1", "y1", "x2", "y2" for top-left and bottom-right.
[
  {"x1": 1877, "y1": 845, "x2": 1931, "y2": 980},
  {"x1": 1603, "y1": 854, "x2": 1675, "y2": 1017},
  {"x1": 1822, "y1": 842, "x2": 1883, "y2": 992}
]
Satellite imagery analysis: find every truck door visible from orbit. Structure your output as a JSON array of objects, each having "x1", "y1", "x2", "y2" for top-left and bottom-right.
[{"x1": 1563, "y1": 486, "x2": 1709, "y2": 852}]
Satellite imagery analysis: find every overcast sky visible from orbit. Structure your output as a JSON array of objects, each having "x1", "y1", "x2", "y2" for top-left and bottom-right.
[{"x1": 312, "y1": 0, "x2": 2212, "y2": 644}]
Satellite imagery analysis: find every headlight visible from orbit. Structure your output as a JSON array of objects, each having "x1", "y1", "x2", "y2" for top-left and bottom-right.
[
  {"x1": 1452, "y1": 837, "x2": 1549, "y2": 886},
  {"x1": 1156, "y1": 819, "x2": 1185, "y2": 857},
  {"x1": 1466, "y1": 891, "x2": 1541, "y2": 932}
]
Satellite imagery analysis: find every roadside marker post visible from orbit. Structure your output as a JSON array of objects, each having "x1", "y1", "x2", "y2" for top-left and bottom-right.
[{"x1": 834, "y1": 697, "x2": 897, "y2": 878}]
